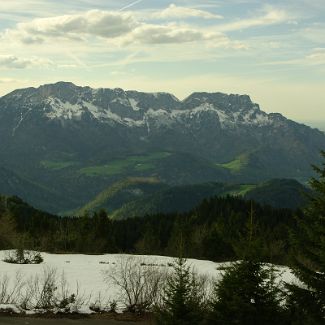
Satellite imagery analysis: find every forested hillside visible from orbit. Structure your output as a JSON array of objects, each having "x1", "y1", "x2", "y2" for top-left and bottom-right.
[
  {"x1": 0, "y1": 194, "x2": 298, "y2": 265},
  {"x1": 73, "y1": 178, "x2": 308, "y2": 218}
]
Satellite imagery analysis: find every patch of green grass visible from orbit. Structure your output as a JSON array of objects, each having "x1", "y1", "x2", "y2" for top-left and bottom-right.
[
  {"x1": 216, "y1": 153, "x2": 250, "y2": 173},
  {"x1": 134, "y1": 163, "x2": 155, "y2": 171},
  {"x1": 41, "y1": 160, "x2": 76, "y2": 170},
  {"x1": 72, "y1": 177, "x2": 161, "y2": 216},
  {"x1": 80, "y1": 160, "x2": 130, "y2": 176},
  {"x1": 224, "y1": 184, "x2": 257, "y2": 197},
  {"x1": 79, "y1": 152, "x2": 171, "y2": 177},
  {"x1": 127, "y1": 152, "x2": 171, "y2": 163}
]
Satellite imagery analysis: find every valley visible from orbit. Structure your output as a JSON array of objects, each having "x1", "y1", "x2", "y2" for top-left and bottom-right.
[{"x1": 0, "y1": 82, "x2": 322, "y2": 214}]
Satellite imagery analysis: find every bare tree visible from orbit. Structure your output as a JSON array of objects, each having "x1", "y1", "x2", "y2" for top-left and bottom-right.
[{"x1": 103, "y1": 256, "x2": 167, "y2": 314}]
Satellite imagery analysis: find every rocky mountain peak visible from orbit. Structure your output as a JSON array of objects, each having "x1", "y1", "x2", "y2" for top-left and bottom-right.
[{"x1": 183, "y1": 92, "x2": 259, "y2": 112}]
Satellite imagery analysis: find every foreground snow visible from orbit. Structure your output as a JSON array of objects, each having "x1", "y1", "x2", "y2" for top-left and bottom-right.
[{"x1": 0, "y1": 251, "x2": 297, "y2": 314}]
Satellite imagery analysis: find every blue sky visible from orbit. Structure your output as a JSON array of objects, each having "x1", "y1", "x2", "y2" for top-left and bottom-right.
[{"x1": 0, "y1": 0, "x2": 324, "y2": 123}]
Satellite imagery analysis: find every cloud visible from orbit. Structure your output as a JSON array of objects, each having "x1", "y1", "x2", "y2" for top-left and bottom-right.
[
  {"x1": 0, "y1": 55, "x2": 53, "y2": 69},
  {"x1": 0, "y1": 78, "x2": 18, "y2": 83},
  {"x1": 300, "y1": 24, "x2": 325, "y2": 44},
  {"x1": 151, "y1": 4, "x2": 223, "y2": 20},
  {"x1": 217, "y1": 8, "x2": 289, "y2": 32},
  {"x1": 3, "y1": 9, "x2": 231, "y2": 46},
  {"x1": 306, "y1": 48, "x2": 325, "y2": 64},
  {"x1": 5, "y1": 10, "x2": 137, "y2": 44},
  {"x1": 122, "y1": 24, "x2": 227, "y2": 45}
]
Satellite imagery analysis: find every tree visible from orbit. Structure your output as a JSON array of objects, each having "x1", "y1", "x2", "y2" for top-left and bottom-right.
[
  {"x1": 206, "y1": 261, "x2": 286, "y2": 325},
  {"x1": 156, "y1": 256, "x2": 204, "y2": 325},
  {"x1": 104, "y1": 256, "x2": 165, "y2": 314},
  {"x1": 0, "y1": 212, "x2": 17, "y2": 249},
  {"x1": 206, "y1": 203, "x2": 287, "y2": 325},
  {"x1": 135, "y1": 224, "x2": 161, "y2": 255},
  {"x1": 287, "y1": 151, "x2": 325, "y2": 324}
]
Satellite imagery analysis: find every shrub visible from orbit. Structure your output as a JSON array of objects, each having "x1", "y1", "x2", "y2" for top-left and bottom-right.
[{"x1": 3, "y1": 249, "x2": 43, "y2": 264}]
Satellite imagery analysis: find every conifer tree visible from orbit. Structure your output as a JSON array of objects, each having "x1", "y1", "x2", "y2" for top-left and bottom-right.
[
  {"x1": 206, "y1": 202, "x2": 287, "y2": 325},
  {"x1": 156, "y1": 256, "x2": 203, "y2": 325},
  {"x1": 288, "y1": 151, "x2": 325, "y2": 323},
  {"x1": 156, "y1": 236, "x2": 204, "y2": 325}
]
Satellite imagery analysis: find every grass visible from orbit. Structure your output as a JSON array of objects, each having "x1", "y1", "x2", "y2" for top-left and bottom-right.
[
  {"x1": 226, "y1": 184, "x2": 257, "y2": 196},
  {"x1": 134, "y1": 163, "x2": 155, "y2": 171},
  {"x1": 40, "y1": 160, "x2": 77, "y2": 170},
  {"x1": 72, "y1": 177, "x2": 161, "y2": 216},
  {"x1": 216, "y1": 153, "x2": 250, "y2": 173},
  {"x1": 79, "y1": 152, "x2": 171, "y2": 177},
  {"x1": 219, "y1": 184, "x2": 257, "y2": 198}
]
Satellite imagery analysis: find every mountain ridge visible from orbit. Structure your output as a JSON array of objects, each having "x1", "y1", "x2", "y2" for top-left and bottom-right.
[{"x1": 0, "y1": 81, "x2": 323, "y2": 213}]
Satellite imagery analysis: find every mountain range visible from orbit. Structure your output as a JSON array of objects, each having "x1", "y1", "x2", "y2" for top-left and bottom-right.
[{"x1": 0, "y1": 82, "x2": 323, "y2": 214}]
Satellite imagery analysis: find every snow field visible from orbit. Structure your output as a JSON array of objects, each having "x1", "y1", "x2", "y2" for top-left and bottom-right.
[{"x1": 0, "y1": 251, "x2": 297, "y2": 314}]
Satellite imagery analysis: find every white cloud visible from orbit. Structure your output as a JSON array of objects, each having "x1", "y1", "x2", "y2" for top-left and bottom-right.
[
  {"x1": 122, "y1": 23, "x2": 227, "y2": 45},
  {"x1": 306, "y1": 48, "x2": 325, "y2": 64},
  {"x1": 0, "y1": 78, "x2": 19, "y2": 83},
  {"x1": 300, "y1": 25, "x2": 325, "y2": 44},
  {"x1": 151, "y1": 4, "x2": 223, "y2": 20},
  {"x1": 3, "y1": 9, "x2": 232, "y2": 46},
  {"x1": 217, "y1": 8, "x2": 289, "y2": 32},
  {"x1": 0, "y1": 55, "x2": 53, "y2": 69},
  {"x1": 5, "y1": 10, "x2": 137, "y2": 44}
]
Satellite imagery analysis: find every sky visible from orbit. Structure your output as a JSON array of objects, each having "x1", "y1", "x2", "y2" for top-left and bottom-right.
[{"x1": 0, "y1": 0, "x2": 324, "y2": 123}]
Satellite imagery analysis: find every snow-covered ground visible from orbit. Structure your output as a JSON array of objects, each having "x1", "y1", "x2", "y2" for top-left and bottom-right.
[{"x1": 0, "y1": 251, "x2": 297, "y2": 314}]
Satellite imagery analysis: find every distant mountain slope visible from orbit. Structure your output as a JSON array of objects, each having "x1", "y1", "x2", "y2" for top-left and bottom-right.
[
  {"x1": 244, "y1": 179, "x2": 310, "y2": 210},
  {"x1": 73, "y1": 179, "x2": 309, "y2": 219},
  {"x1": 71, "y1": 177, "x2": 167, "y2": 216},
  {"x1": 0, "y1": 82, "x2": 323, "y2": 213},
  {"x1": 0, "y1": 166, "x2": 74, "y2": 213}
]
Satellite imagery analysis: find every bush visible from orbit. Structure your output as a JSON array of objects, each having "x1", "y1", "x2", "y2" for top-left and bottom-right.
[
  {"x1": 0, "y1": 268, "x2": 84, "y2": 313},
  {"x1": 3, "y1": 249, "x2": 43, "y2": 264},
  {"x1": 103, "y1": 256, "x2": 167, "y2": 314}
]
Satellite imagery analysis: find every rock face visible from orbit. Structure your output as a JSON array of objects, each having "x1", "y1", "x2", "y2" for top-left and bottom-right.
[{"x1": 0, "y1": 81, "x2": 323, "y2": 213}]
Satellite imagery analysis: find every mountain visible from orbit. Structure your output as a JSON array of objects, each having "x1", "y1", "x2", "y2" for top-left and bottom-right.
[
  {"x1": 72, "y1": 178, "x2": 309, "y2": 219},
  {"x1": 0, "y1": 165, "x2": 74, "y2": 213},
  {"x1": 0, "y1": 82, "x2": 323, "y2": 213},
  {"x1": 244, "y1": 179, "x2": 310, "y2": 210}
]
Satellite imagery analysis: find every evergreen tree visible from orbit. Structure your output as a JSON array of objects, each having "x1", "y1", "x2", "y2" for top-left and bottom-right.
[
  {"x1": 206, "y1": 203, "x2": 287, "y2": 325},
  {"x1": 156, "y1": 256, "x2": 204, "y2": 325},
  {"x1": 287, "y1": 151, "x2": 325, "y2": 324},
  {"x1": 135, "y1": 224, "x2": 161, "y2": 255},
  {"x1": 206, "y1": 261, "x2": 286, "y2": 325},
  {"x1": 0, "y1": 212, "x2": 17, "y2": 248}
]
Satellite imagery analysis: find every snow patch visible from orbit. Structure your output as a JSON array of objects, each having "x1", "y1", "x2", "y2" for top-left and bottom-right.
[
  {"x1": 46, "y1": 97, "x2": 84, "y2": 120},
  {"x1": 0, "y1": 304, "x2": 23, "y2": 314},
  {"x1": 0, "y1": 251, "x2": 299, "y2": 315},
  {"x1": 128, "y1": 98, "x2": 141, "y2": 111}
]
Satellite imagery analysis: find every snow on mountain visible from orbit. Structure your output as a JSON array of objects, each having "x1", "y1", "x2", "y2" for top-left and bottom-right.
[
  {"x1": 0, "y1": 82, "x2": 324, "y2": 212},
  {"x1": 0, "y1": 82, "x2": 276, "y2": 131}
]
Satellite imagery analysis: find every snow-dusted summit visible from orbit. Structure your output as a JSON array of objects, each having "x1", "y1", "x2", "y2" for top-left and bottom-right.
[
  {"x1": 1, "y1": 82, "x2": 276, "y2": 130},
  {"x1": 0, "y1": 81, "x2": 324, "y2": 207}
]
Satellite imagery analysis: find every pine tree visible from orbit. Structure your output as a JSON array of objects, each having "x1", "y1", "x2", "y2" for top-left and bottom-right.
[
  {"x1": 206, "y1": 203, "x2": 287, "y2": 325},
  {"x1": 156, "y1": 256, "x2": 204, "y2": 325},
  {"x1": 288, "y1": 151, "x2": 325, "y2": 324},
  {"x1": 206, "y1": 260, "x2": 286, "y2": 325}
]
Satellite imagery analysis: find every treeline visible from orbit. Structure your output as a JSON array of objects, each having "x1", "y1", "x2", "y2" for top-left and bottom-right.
[{"x1": 0, "y1": 193, "x2": 297, "y2": 264}]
